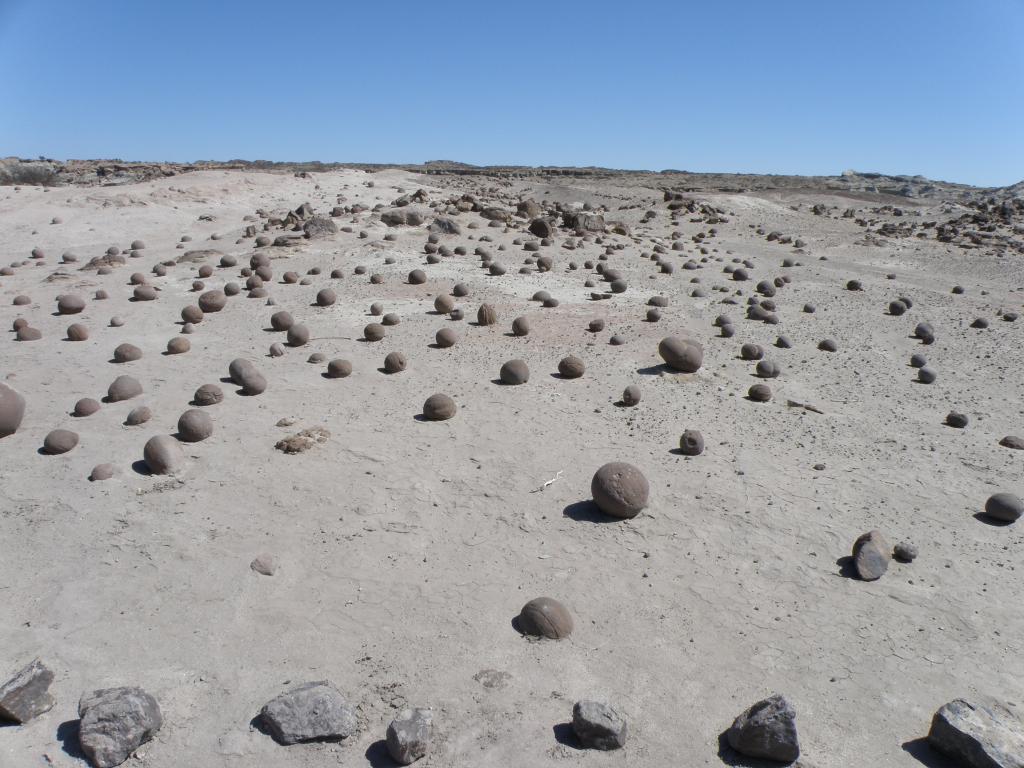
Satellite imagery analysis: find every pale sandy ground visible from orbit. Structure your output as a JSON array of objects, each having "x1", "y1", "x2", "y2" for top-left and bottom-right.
[{"x1": 0, "y1": 168, "x2": 1021, "y2": 768}]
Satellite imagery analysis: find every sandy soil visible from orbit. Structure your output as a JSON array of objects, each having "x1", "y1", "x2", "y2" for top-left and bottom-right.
[{"x1": 0, "y1": 168, "x2": 1021, "y2": 767}]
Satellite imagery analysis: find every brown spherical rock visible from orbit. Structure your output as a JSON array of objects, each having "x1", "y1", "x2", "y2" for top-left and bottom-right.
[
  {"x1": 0, "y1": 383, "x2": 27, "y2": 437},
  {"x1": 591, "y1": 462, "x2": 649, "y2": 519},
  {"x1": 133, "y1": 285, "x2": 158, "y2": 301},
  {"x1": 382, "y1": 313, "x2": 400, "y2": 326},
  {"x1": 177, "y1": 409, "x2": 213, "y2": 442},
  {"x1": 144, "y1": 434, "x2": 185, "y2": 474},
  {"x1": 270, "y1": 310, "x2": 293, "y2": 331},
  {"x1": 16, "y1": 326, "x2": 41, "y2": 341},
  {"x1": 287, "y1": 323, "x2": 310, "y2": 347},
  {"x1": 477, "y1": 303, "x2": 498, "y2": 326},
  {"x1": 105, "y1": 375, "x2": 141, "y2": 403},
  {"x1": 315, "y1": 288, "x2": 336, "y2": 307},
  {"x1": 658, "y1": 337, "x2": 704, "y2": 372},
  {"x1": 984, "y1": 492, "x2": 1023, "y2": 523},
  {"x1": 193, "y1": 384, "x2": 223, "y2": 405},
  {"x1": 518, "y1": 597, "x2": 574, "y2": 639},
  {"x1": 181, "y1": 305, "x2": 204, "y2": 324},
  {"x1": 364, "y1": 323, "x2": 386, "y2": 341},
  {"x1": 57, "y1": 294, "x2": 86, "y2": 314},
  {"x1": 558, "y1": 355, "x2": 585, "y2": 379},
  {"x1": 423, "y1": 393, "x2": 457, "y2": 420},
  {"x1": 1000, "y1": 435, "x2": 1024, "y2": 450},
  {"x1": 679, "y1": 429, "x2": 704, "y2": 456},
  {"x1": 499, "y1": 359, "x2": 530, "y2": 385},
  {"x1": 113, "y1": 343, "x2": 142, "y2": 363},
  {"x1": 434, "y1": 294, "x2": 455, "y2": 314},
  {"x1": 73, "y1": 397, "x2": 101, "y2": 417},
  {"x1": 43, "y1": 429, "x2": 78, "y2": 455},
  {"x1": 435, "y1": 328, "x2": 458, "y2": 348},
  {"x1": 166, "y1": 336, "x2": 190, "y2": 354},
  {"x1": 748, "y1": 383, "x2": 772, "y2": 402},
  {"x1": 63, "y1": 322, "x2": 88, "y2": 342},
  {"x1": 89, "y1": 463, "x2": 116, "y2": 482},
  {"x1": 621, "y1": 385, "x2": 641, "y2": 407},
  {"x1": 511, "y1": 316, "x2": 530, "y2": 336},
  {"x1": 198, "y1": 290, "x2": 227, "y2": 313},
  {"x1": 326, "y1": 359, "x2": 353, "y2": 378},
  {"x1": 125, "y1": 406, "x2": 152, "y2": 426},
  {"x1": 383, "y1": 351, "x2": 407, "y2": 374},
  {"x1": 408, "y1": 269, "x2": 427, "y2": 284}
]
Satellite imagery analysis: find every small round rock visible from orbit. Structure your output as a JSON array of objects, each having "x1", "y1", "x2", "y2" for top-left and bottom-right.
[
  {"x1": 423, "y1": 393, "x2": 457, "y2": 421},
  {"x1": 517, "y1": 597, "x2": 573, "y2": 639},
  {"x1": 591, "y1": 462, "x2": 649, "y2": 519}
]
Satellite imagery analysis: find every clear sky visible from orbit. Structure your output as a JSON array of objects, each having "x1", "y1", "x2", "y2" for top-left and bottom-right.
[{"x1": 1, "y1": 0, "x2": 1022, "y2": 186}]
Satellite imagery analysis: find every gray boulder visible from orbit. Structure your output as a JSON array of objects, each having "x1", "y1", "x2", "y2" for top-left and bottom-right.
[
  {"x1": 303, "y1": 216, "x2": 338, "y2": 239},
  {"x1": 386, "y1": 707, "x2": 433, "y2": 764},
  {"x1": 726, "y1": 694, "x2": 800, "y2": 763},
  {"x1": 853, "y1": 530, "x2": 891, "y2": 580},
  {"x1": 561, "y1": 211, "x2": 606, "y2": 232},
  {"x1": 381, "y1": 208, "x2": 426, "y2": 227},
  {"x1": 0, "y1": 659, "x2": 55, "y2": 723},
  {"x1": 929, "y1": 697, "x2": 1024, "y2": 768},
  {"x1": 260, "y1": 681, "x2": 357, "y2": 744},
  {"x1": 572, "y1": 700, "x2": 627, "y2": 750},
  {"x1": 429, "y1": 217, "x2": 461, "y2": 235},
  {"x1": 78, "y1": 687, "x2": 162, "y2": 768}
]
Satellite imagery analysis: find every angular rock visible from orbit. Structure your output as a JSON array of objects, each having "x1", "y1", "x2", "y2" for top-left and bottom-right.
[
  {"x1": 386, "y1": 707, "x2": 433, "y2": 764},
  {"x1": 0, "y1": 659, "x2": 55, "y2": 723},
  {"x1": 928, "y1": 697, "x2": 1024, "y2": 768},
  {"x1": 852, "y1": 530, "x2": 890, "y2": 580},
  {"x1": 260, "y1": 681, "x2": 357, "y2": 745},
  {"x1": 727, "y1": 694, "x2": 800, "y2": 763},
  {"x1": 303, "y1": 215, "x2": 338, "y2": 239},
  {"x1": 572, "y1": 700, "x2": 627, "y2": 750},
  {"x1": 78, "y1": 686, "x2": 162, "y2": 768}
]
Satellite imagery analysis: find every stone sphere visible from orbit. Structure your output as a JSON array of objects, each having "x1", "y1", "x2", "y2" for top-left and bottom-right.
[
  {"x1": 144, "y1": 434, "x2": 184, "y2": 475},
  {"x1": 133, "y1": 285, "x2": 157, "y2": 301},
  {"x1": 73, "y1": 398, "x2": 101, "y2": 417},
  {"x1": 818, "y1": 339, "x2": 838, "y2": 352},
  {"x1": 0, "y1": 383, "x2": 26, "y2": 437},
  {"x1": 658, "y1": 337, "x2": 703, "y2": 372},
  {"x1": 167, "y1": 336, "x2": 190, "y2": 354},
  {"x1": 66, "y1": 323, "x2": 89, "y2": 341},
  {"x1": 198, "y1": 290, "x2": 227, "y2": 313},
  {"x1": 326, "y1": 359, "x2": 352, "y2": 378},
  {"x1": 177, "y1": 409, "x2": 213, "y2": 442},
  {"x1": 181, "y1": 305, "x2": 204, "y2": 324},
  {"x1": 107, "y1": 375, "x2": 143, "y2": 402},
  {"x1": 452, "y1": 283, "x2": 469, "y2": 297},
  {"x1": 756, "y1": 359, "x2": 781, "y2": 379},
  {"x1": 910, "y1": 353, "x2": 927, "y2": 368},
  {"x1": 316, "y1": 288, "x2": 336, "y2": 307},
  {"x1": 16, "y1": 326, "x2": 42, "y2": 341},
  {"x1": 90, "y1": 464, "x2": 115, "y2": 482},
  {"x1": 287, "y1": 323, "x2": 310, "y2": 346},
  {"x1": 477, "y1": 303, "x2": 498, "y2": 326},
  {"x1": 194, "y1": 384, "x2": 223, "y2": 406},
  {"x1": 518, "y1": 597, "x2": 573, "y2": 639},
  {"x1": 984, "y1": 493, "x2": 1023, "y2": 523},
  {"x1": 57, "y1": 294, "x2": 86, "y2": 314},
  {"x1": 364, "y1": 323, "x2": 386, "y2": 341},
  {"x1": 588, "y1": 319, "x2": 605, "y2": 333},
  {"x1": 499, "y1": 359, "x2": 530, "y2": 385},
  {"x1": 748, "y1": 383, "x2": 772, "y2": 402},
  {"x1": 591, "y1": 462, "x2": 649, "y2": 519},
  {"x1": 270, "y1": 311, "x2": 293, "y2": 331},
  {"x1": 384, "y1": 351, "x2": 407, "y2": 374},
  {"x1": 918, "y1": 367, "x2": 936, "y2": 384},
  {"x1": 679, "y1": 429, "x2": 705, "y2": 456},
  {"x1": 434, "y1": 295, "x2": 455, "y2": 314},
  {"x1": 370, "y1": 302, "x2": 384, "y2": 316},
  {"x1": 512, "y1": 316, "x2": 530, "y2": 336},
  {"x1": 382, "y1": 313, "x2": 400, "y2": 326},
  {"x1": 558, "y1": 355, "x2": 585, "y2": 379},
  {"x1": 269, "y1": 342, "x2": 285, "y2": 357},
  {"x1": 113, "y1": 343, "x2": 142, "y2": 363},
  {"x1": 435, "y1": 328, "x2": 458, "y2": 348},
  {"x1": 740, "y1": 343, "x2": 763, "y2": 361},
  {"x1": 609, "y1": 334, "x2": 627, "y2": 346},
  {"x1": 408, "y1": 269, "x2": 427, "y2": 285},
  {"x1": 423, "y1": 393, "x2": 457, "y2": 420},
  {"x1": 43, "y1": 429, "x2": 78, "y2": 454},
  {"x1": 228, "y1": 358, "x2": 266, "y2": 395},
  {"x1": 775, "y1": 335, "x2": 791, "y2": 348},
  {"x1": 946, "y1": 411, "x2": 969, "y2": 428},
  {"x1": 889, "y1": 300, "x2": 907, "y2": 316},
  {"x1": 125, "y1": 406, "x2": 152, "y2": 426},
  {"x1": 621, "y1": 385, "x2": 641, "y2": 407}
]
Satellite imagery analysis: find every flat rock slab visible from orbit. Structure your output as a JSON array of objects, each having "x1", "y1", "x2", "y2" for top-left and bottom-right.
[
  {"x1": 260, "y1": 681, "x2": 357, "y2": 745},
  {"x1": 929, "y1": 697, "x2": 1024, "y2": 768},
  {"x1": 387, "y1": 707, "x2": 433, "y2": 764},
  {"x1": 727, "y1": 694, "x2": 800, "y2": 763},
  {"x1": 0, "y1": 659, "x2": 55, "y2": 723},
  {"x1": 78, "y1": 686, "x2": 162, "y2": 768},
  {"x1": 572, "y1": 700, "x2": 627, "y2": 750}
]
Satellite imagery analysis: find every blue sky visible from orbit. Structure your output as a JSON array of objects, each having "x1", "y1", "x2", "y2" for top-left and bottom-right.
[{"x1": 1, "y1": 0, "x2": 1021, "y2": 186}]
